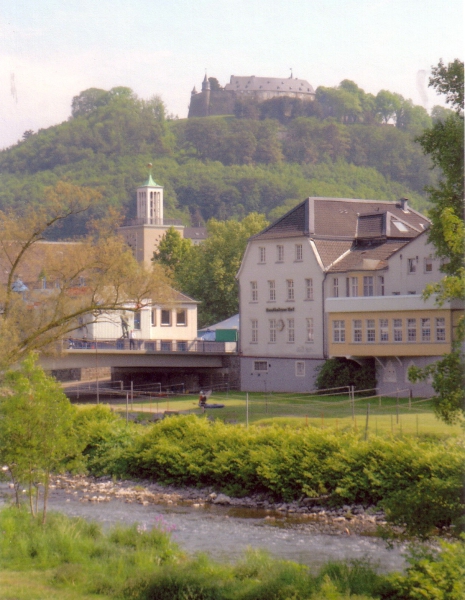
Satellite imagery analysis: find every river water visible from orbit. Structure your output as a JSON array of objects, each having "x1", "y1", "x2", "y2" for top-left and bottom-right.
[{"x1": 1, "y1": 484, "x2": 407, "y2": 573}]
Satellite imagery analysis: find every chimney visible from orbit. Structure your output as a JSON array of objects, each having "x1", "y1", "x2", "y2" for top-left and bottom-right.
[{"x1": 400, "y1": 197, "x2": 409, "y2": 212}]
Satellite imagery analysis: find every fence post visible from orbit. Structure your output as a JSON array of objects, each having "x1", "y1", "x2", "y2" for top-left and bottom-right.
[
  {"x1": 126, "y1": 392, "x2": 129, "y2": 424},
  {"x1": 246, "y1": 393, "x2": 249, "y2": 429},
  {"x1": 396, "y1": 391, "x2": 399, "y2": 424},
  {"x1": 131, "y1": 381, "x2": 134, "y2": 411},
  {"x1": 364, "y1": 403, "x2": 370, "y2": 441}
]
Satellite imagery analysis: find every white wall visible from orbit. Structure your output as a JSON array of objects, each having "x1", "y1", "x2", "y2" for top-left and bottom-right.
[
  {"x1": 238, "y1": 237, "x2": 325, "y2": 358},
  {"x1": 84, "y1": 303, "x2": 198, "y2": 342}
]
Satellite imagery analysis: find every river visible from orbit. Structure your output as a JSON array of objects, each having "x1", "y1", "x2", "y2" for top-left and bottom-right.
[{"x1": 1, "y1": 482, "x2": 407, "y2": 573}]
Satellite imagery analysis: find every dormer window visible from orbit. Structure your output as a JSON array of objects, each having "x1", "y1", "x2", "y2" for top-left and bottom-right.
[{"x1": 393, "y1": 221, "x2": 409, "y2": 233}]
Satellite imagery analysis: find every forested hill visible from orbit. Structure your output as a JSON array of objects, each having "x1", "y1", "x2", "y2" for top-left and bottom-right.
[{"x1": 0, "y1": 83, "x2": 448, "y2": 237}]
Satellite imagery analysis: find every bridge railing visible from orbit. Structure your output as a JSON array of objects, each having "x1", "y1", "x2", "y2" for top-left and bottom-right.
[{"x1": 65, "y1": 337, "x2": 237, "y2": 354}]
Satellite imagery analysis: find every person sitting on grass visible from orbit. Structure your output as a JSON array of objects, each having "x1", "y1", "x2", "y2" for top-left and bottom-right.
[{"x1": 199, "y1": 391, "x2": 207, "y2": 409}]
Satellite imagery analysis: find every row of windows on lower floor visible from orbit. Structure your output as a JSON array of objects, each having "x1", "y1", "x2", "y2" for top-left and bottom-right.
[
  {"x1": 332, "y1": 317, "x2": 446, "y2": 344},
  {"x1": 253, "y1": 359, "x2": 432, "y2": 383}
]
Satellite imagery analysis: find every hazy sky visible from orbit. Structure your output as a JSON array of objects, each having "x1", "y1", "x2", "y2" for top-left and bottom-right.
[{"x1": 1, "y1": 0, "x2": 463, "y2": 149}]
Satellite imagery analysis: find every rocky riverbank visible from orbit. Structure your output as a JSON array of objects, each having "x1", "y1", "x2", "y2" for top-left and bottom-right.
[{"x1": 49, "y1": 475, "x2": 392, "y2": 536}]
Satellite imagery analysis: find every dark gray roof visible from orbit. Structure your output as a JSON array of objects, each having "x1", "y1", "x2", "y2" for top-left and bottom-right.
[
  {"x1": 313, "y1": 240, "x2": 353, "y2": 268},
  {"x1": 356, "y1": 212, "x2": 420, "y2": 240},
  {"x1": 183, "y1": 227, "x2": 207, "y2": 241},
  {"x1": 253, "y1": 197, "x2": 429, "y2": 242},
  {"x1": 328, "y1": 240, "x2": 411, "y2": 273},
  {"x1": 225, "y1": 75, "x2": 315, "y2": 95}
]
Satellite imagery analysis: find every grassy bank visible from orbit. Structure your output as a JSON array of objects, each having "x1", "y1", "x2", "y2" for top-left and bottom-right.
[
  {"x1": 1, "y1": 507, "x2": 464, "y2": 600},
  {"x1": 98, "y1": 390, "x2": 463, "y2": 437}
]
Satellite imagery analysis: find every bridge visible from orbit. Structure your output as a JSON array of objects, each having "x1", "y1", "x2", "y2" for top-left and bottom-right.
[{"x1": 39, "y1": 338, "x2": 239, "y2": 391}]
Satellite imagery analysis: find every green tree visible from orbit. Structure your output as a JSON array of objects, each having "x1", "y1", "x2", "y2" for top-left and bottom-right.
[
  {"x1": 375, "y1": 90, "x2": 402, "y2": 123},
  {"x1": 0, "y1": 355, "x2": 79, "y2": 523},
  {"x1": 71, "y1": 87, "x2": 109, "y2": 118},
  {"x1": 152, "y1": 226, "x2": 194, "y2": 277},
  {"x1": 0, "y1": 181, "x2": 173, "y2": 368},
  {"x1": 409, "y1": 59, "x2": 464, "y2": 423}
]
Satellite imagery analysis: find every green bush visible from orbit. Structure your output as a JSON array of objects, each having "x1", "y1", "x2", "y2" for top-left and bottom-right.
[
  {"x1": 316, "y1": 358, "x2": 376, "y2": 392},
  {"x1": 379, "y1": 540, "x2": 465, "y2": 599},
  {"x1": 75, "y1": 414, "x2": 465, "y2": 537}
]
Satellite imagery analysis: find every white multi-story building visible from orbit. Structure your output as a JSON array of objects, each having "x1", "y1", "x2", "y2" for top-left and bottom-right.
[{"x1": 238, "y1": 196, "x2": 462, "y2": 395}]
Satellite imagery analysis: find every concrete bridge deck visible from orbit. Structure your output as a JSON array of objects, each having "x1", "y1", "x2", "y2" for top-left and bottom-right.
[{"x1": 39, "y1": 338, "x2": 237, "y2": 372}]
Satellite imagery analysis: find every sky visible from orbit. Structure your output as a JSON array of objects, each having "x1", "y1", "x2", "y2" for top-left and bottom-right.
[{"x1": 1, "y1": 0, "x2": 463, "y2": 149}]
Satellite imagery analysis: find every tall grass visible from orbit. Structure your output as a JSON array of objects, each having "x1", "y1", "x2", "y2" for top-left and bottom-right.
[
  {"x1": 0, "y1": 506, "x2": 180, "y2": 597},
  {"x1": 1, "y1": 507, "x2": 463, "y2": 599}
]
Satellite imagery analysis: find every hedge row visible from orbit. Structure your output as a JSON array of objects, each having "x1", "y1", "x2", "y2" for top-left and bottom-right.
[{"x1": 79, "y1": 410, "x2": 465, "y2": 537}]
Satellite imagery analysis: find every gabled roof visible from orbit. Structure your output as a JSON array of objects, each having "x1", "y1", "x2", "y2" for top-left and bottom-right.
[
  {"x1": 327, "y1": 239, "x2": 411, "y2": 273},
  {"x1": 225, "y1": 75, "x2": 315, "y2": 95},
  {"x1": 252, "y1": 197, "x2": 430, "y2": 242}
]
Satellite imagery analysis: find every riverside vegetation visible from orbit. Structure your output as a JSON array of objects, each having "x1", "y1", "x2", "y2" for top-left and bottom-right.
[
  {"x1": 1, "y1": 506, "x2": 464, "y2": 600},
  {"x1": 1, "y1": 363, "x2": 465, "y2": 599}
]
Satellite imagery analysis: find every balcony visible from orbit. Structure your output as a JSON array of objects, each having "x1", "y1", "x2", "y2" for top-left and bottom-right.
[{"x1": 123, "y1": 218, "x2": 184, "y2": 227}]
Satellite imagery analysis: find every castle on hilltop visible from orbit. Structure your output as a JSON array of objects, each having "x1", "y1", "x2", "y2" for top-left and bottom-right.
[{"x1": 188, "y1": 74, "x2": 316, "y2": 118}]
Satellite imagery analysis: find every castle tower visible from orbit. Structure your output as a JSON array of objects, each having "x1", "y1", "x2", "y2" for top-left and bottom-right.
[
  {"x1": 136, "y1": 167, "x2": 163, "y2": 225},
  {"x1": 201, "y1": 73, "x2": 211, "y2": 116}
]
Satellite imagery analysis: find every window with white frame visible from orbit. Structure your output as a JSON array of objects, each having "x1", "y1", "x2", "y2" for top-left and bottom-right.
[
  {"x1": 407, "y1": 258, "x2": 416, "y2": 273},
  {"x1": 269, "y1": 319, "x2": 277, "y2": 343},
  {"x1": 287, "y1": 318, "x2": 295, "y2": 343},
  {"x1": 305, "y1": 278, "x2": 313, "y2": 300},
  {"x1": 333, "y1": 277, "x2": 339, "y2": 297},
  {"x1": 346, "y1": 277, "x2": 350, "y2": 297},
  {"x1": 176, "y1": 309, "x2": 187, "y2": 326},
  {"x1": 251, "y1": 281, "x2": 258, "y2": 302},
  {"x1": 353, "y1": 319, "x2": 362, "y2": 342},
  {"x1": 378, "y1": 276, "x2": 385, "y2": 296},
  {"x1": 306, "y1": 318, "x2": 314, "y2": 342},
  {"x1": 435, "y1": 317, "x2": 446, "y2": 341},
  {"x1": 295, "y1": 361, "x2": 305, "y2": 377},
  {"x1": 251, "y1": 319, "x2": 258, "y2": 343},
  {"x1": 254, "y1": 360, "x2": 268, "y2": 372},
  {"x1": 379, "y1": 318, "x2": 389, "y2": 342},
  {"x1": 268, "y1": 280, "x2": 276, "y2": 301},
  {"x1": 363, "y1": 276, "x2": 374, "y2": 296},
  {"x1": 351, "y1": 277, "x2": 359, "y2": 297},
  {"x1": 277, "y1": 245, "x2": 284, "y2": 262},
  {"x1": 259, "y1": 247, "x2": 266, "y2": 263},
  {"x1": 393, "y1": 318, "x2": 403, "y2": 342},
  {"x1": 333, "y1": 320, "x2": 345, "y2": 342},
  {"x1": 151, "y1": 308, "x2": 157, "y2": 327},
  {"x1": 161, "y1": 309, "x2": 171, "y2": 326},
  {"x1": 424, "y1": 257, "x2": 433, "y2": 273},
  {"x1": 421, "y1": 318, "x2": 431, "y2": 341},
  {"x1": 407, "y1": 318, "x2": 416, "y2": 342},
  {"x1": 295, "y1": 244, "x2": 303, "y2": 261},
  {"x1": 366, "y1": 319, "x2": 375, "y2": 342},
  {"x1": 286, "y1": 279, "x2": 294, "y2": 301},
  {"x1": 134, "y1": 310, "x2": 141, "y2": 330}
]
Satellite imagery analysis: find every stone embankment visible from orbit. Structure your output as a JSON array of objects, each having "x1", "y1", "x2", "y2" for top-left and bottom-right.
[{"x1": 51, "y1": 475, "x2": 390, "y2": 536}]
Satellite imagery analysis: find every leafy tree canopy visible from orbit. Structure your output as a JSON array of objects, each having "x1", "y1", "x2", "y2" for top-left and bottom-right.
[{"x1": 409, "y1": 58, "x2": 464, "y2": 424}]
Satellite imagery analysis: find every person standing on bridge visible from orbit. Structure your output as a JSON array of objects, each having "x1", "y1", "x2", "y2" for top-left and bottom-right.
[{"x1": 129, "y1": 329, "x2": 135, "y2": 350}]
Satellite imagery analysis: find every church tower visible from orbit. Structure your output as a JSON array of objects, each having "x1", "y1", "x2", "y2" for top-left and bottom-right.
[
  {"x1": 136, "y1": 167, "x2": 164, "y2": 225},
  {"x1": 119, "y1": 165, "x2": 184, "y2": 265}
]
